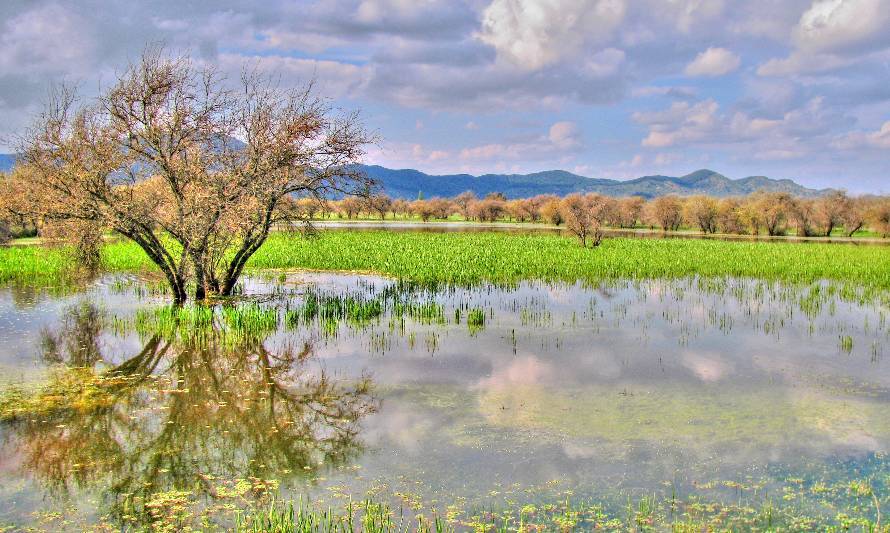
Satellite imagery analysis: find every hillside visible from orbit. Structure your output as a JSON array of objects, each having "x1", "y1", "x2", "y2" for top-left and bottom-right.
[
  {"x1": 358, "y1": 165, "x2": 826, "y2": 199},
  {"x1": 0, "y1": 154, "x2": 826, "y2": 198},
  {"x1": 0, "y1": 154, "x2": 14, "y2": 172}
]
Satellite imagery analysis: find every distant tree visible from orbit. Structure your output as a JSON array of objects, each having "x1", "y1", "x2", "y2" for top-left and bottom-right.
[
  {"x1": 0, "y1": 168, "x2": 40, "y2": 241},
  {"x1": 539, "y1": 198, "x2": 563, "y2": 225},
  {"x1": 390, "y1": 198, "x2": 410, "y2": 219},
  {"x1": 507, "y1": 199, "x2": 537, "y2": 222},
  {"x1": 410, "y1": 199, "x2": 435, "y2": 222},
  {"x1": 559, "y1": 193, "x2": 610, "y2": 247},
  {"x1": 684, "y1": 195, "x2": 719, "y2": 233},
  {"x1": 18, "y1": 49, "x2": 373, "y2": 303},
  {"x1": 339, "y1": 197, "x2": 363, "y2": 219},
  {"x1": 615, "y1": 196, "x2": 644, "y2": 228},
  {"x1": 868, "y1": 197, "x2": 890, "y2": 237},
  {"x1": 813, "y1": 191, "x2": 850, "y2": 236},
  {"x1": 715, "y1": 198, "x2": 745, "y2": 234},
  {"x1": 751, "y1": 192, "x2": 793, "y2": 236},
  {"x1": 453, "y1": 191, "x2": 477, "y2": 220},
  {"x1": 295, "y1": 198, "x2": 322, "y2": 220},
  {"x1": 364, "y1": 194, "x2": 392, "y2": 220},
  {"x1": 469, "y1": 198, "x2": 506, "y2": 222},
  {"x1": 427, "y1": 197, "x2": 454, "y2": 219},
  {"x1": 645, "y1": 195, "x2": 684, "y2": 231},
  {"x1": 791, "y1": 198, "x2": 820, "y2": 237},
  {"x1": 485, "y1": 191, "x2": 507, "y2": 201},
  {"x1": 841, "y1": 196, "x2": 867, "y2": 237}
]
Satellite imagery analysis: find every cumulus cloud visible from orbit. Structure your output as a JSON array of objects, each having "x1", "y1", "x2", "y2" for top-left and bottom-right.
[
  {"x1": 478, "y1": 0, "x2": 626, "y2": 70},
  {"x1": 684, "y1": 47, "x2": 741, "y2": 77},
  {"x1": 758, "y1": 0, "x2": 890, "y2": 76},
  {"x1": 548, "y1": 121, "x2": 582, "y2": 149},
  {"x1": 832, "y1": 121, "x2": 890, "y2": 149},
  {"x1": 632, "y1": 95, "x2": 855, "y2": 165},
  {"x1": 794, "y1": 0, "x2": 890, "y2": 53},
  {"x1": 635, "y1": 100, "x2": 719, "y2": 147},
  {"x1": 458, "y1": 120, "x2": 584, "y2": 161},
  {"x1": 0, "y1": 0, "x2": 887, "y2": 188}
]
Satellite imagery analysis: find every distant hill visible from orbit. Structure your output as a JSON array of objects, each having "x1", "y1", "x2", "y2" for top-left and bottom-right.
[
  {"x1": 0, "y1": 154, "x2": 15, "y2": 172},
  {"x1": 0, "y1": 153, "x2": 826, "y2": 198},
  {"x1": 359, "y1": 165, "x2": 827, "y2": 199}
]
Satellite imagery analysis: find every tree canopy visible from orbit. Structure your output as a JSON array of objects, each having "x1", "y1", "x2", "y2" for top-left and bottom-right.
[{"x1": 18, "y1": 49, "x2": 374, "y2": 303}]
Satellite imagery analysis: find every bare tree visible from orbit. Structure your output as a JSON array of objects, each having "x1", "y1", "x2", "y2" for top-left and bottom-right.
[
  {"x1": 469, "y1": 198, "x2": 506, "y2": 222},
  {"x1": 813, "y1": 190, "x2": 850, "y2": 237},
  {"x1": 338, "y1": 197, "x2": 364, "y2": 219},
  {"x1": 645, "y1": 195, "x2": 684, "y2": 231},
  {"x1": 560, "y1": 193, "x2": 609, "y2": 247},
  {"x1": 453, "y1": 191, "x2": 477, "y2": 220},
  {"x1": 842, "y1": 196, "x2": 867, "y2": 237},
  {"x1": 18, "y1": 49, "x2": 374, "y2": 304},
  {"x1": 715, "y1": 198, "x2": 745, "y2": 234},
  {"x1": 791, "y1": 198, "x2": 820, "y2": 237},
  {"x1": 410, "y1": 199, "x2": 435, "y2": 221},
  {"x1": 539, "y1": 198, "x2": 563, "y2": 225},
  {"x1": 507, "y1": 198, "x2": 537, "y2": 222},
  {"x1": 751, "y1": 191, "x2": 793, "y2": 236},
  {"x1": 683, "y1": 195, "x2": 719, "y2": 233},
  {"x1": 869, "y1": 197, "x2": 890, "y2": 237},
  {"x1": 615, "y1": 196, "x2": 644, "y2": 228},
  {"x1": 390, "y1": 198, "x2": 410, "y2": 219},
  {"x1": 363, "y1": 194, "x2": 392, "y2": 220}
]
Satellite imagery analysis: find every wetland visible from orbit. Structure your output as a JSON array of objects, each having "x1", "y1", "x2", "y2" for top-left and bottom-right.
[{"x1": 1, "y1": 232, "x2": 889, "y2": 530}]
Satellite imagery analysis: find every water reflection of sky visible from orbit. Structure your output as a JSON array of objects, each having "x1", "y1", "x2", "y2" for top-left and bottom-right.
[{"x1": 1, "y1": 271, "x2": 888, "y2": 525}]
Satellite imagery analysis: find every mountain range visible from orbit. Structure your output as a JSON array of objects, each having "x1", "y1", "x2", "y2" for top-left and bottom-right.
[
  {"x1": 0, "y1": 153, "x2": 826, "y2": 198},
  {"x1": 357, "y1": 165, "x2": 827, "y2": 199}
]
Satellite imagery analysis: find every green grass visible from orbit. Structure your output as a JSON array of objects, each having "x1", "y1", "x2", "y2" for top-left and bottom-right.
[{"x1": 1, "y1": 231, "x2": 889, "y2": 291}]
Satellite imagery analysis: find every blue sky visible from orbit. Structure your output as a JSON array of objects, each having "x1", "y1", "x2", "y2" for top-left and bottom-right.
[{"x1": 0, "y1": 0, "x2": 888, "y2": 192}]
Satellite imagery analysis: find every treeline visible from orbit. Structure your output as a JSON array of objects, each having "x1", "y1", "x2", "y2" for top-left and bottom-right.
[{"x1": 309, "y1": 191, "x2": 890, "y2": 241}]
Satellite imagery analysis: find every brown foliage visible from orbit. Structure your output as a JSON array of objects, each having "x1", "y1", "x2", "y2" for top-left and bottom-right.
[
  {"x1": 17, "y1": 49, "x2": 374, "y2": 303},
  {"x1": 683, "y1": 195, "x2": 719, "y2": 233},
  {"x1": 559, "y1": 193, "x2": 610, "y2": 247},
  {"x1": 645, "y1": 195, "x2": 684, "y2": 231}
]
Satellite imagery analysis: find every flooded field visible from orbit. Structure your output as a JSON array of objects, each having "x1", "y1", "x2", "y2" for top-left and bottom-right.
[{"x1": 1, "y1": 269, "x2": 888, "y2": 530}]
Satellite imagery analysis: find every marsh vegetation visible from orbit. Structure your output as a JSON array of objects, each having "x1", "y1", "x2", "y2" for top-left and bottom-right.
[{"x1": 1, "y1": 261, "x2": 889, "y2": 530}]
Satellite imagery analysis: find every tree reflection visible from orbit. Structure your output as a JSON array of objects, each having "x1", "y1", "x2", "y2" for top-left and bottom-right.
[{"x1": 2, "y1": 303, "x2": 378, "y2": 526}]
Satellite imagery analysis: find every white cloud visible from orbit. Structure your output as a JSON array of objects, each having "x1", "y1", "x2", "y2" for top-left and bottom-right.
[
  {"x1": 548, "y1": 121, "x2": 582, "y2": 149},
  {"x1": 757, "y1": 51, "x2": 853, "y2": 76},
  {"x1": 478, "y1": 0, "x2": 626, "y2": 70},
  {"x1": 758, "y1": 0, "x2": 890, "y2": 76},
  {"x1": 634, "y1": 99, "x2": 719, "y2": 147},
  {"x1": 215, "y1": 53, "x2": 370, "y2": 98},
  {"x1": 832, "y1": 120, "x2": 890, "y2": 149},
  {"x1": 794, "y1": 0, "x2": 890, "y2": 53},
  {"x1": 684, "y1": 47, "x2": 741, "y2": 77}
]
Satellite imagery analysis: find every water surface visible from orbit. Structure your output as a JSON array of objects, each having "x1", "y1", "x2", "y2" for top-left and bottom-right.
[{"x1": 0, "y1": 271, "x2": 888, "y2": 528}]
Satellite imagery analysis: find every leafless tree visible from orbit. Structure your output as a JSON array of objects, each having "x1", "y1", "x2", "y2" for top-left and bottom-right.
[
  {"x1": 363, "y1": 194, "x2": 392, "y2": 220},
  {"x1": 560, "y1": 193, "x2": 610, "y2": 247},
  {"x1": 751, "y1": 191, "x2": 793, "y2": 236},
  {"x1": 868, "y1": 197, "x2": 890, "y2": 237},
  {"x1": 453, "y1": 191, "x2": 476, "y2": 220},
  {"x1": 614, "y1": 196, "x2": 644, "y2": 228},
  {"x1": 683, "y1": 195, "x2": 719, "y2": 234},
  {"x1": 645, "y1": 195, "x2": 684, "y2": 231},
  {"x1": 17, "y1": 49, "x2": 374, "y2": 304},
  {"x1": 538, "y1": 197, "x2": 563, "y2": 225}
]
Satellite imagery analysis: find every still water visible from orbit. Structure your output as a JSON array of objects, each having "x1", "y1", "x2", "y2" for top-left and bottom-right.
[{"x1": 0, "y1": 271, "x2": 888, "y2": 529}]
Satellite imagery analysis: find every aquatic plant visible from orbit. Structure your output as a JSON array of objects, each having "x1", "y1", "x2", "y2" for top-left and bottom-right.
[{"x1": 3, "y1": 231, "x2": 890, "y2": 293}]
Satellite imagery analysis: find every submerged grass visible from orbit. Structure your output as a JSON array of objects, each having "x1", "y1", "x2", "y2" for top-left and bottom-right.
[{"x1": 2, "y1": 231, "x2": 889, "y2": 291}]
